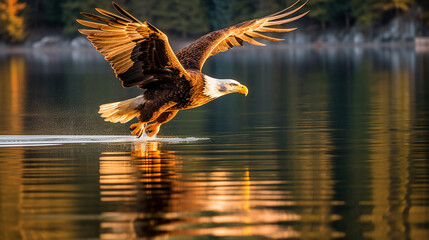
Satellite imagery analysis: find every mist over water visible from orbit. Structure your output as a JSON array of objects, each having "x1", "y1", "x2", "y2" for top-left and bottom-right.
[{"x1": 0, "y1": 46, "x2": 428, "y2": 239}]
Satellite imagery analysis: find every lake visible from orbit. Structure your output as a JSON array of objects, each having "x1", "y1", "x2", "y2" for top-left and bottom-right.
[{"x1": 0, "y1": 45, "x2": 428, "y2": 239}]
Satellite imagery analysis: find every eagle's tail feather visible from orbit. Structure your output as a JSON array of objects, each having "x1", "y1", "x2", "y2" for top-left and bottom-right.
[{"x1": 99, "y1": 95, "x2": 144, "y2": 123}]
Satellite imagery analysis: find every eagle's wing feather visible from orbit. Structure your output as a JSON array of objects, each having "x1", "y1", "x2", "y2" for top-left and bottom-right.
[
  {"x1": 176, "y1": 0, "x2": 308, "y2": 70},
  {"x1": 78, "y1": 2, "x2": 189, "y2": 89}
]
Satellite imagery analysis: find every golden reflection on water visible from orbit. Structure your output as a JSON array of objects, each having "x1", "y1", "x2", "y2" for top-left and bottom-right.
[
  {"x1": 362, "y1": 69, "x2": 422, "y2": 239},
  {"x1": 0, "y1": 49, "x2": 429, "y2": 239},
  {"x1": 99, "y1": 141, "x2": 180, "y2": 239},
  {"x1": 283, "y1": 69, "x2": 343, "y2": 239},
  {"x1": 98, "y1": 141, "x2": 305, "y2": 239},
  {"x1": 0, "y1": 55, "x2": 26, "y2": 134},
  {"x1": 0, "y1": 148, "x2": 89, "y2": 239},
  {"x1": 0, "y1": 148, "x2": 23, "y2": 240}
]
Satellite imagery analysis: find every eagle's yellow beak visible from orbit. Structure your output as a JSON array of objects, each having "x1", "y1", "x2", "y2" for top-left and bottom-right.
[{"x1": 235, "y1": 84, "x2": 249, "y2": 96}]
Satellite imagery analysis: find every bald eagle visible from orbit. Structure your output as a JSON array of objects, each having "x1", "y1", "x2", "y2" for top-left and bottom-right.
[{"x1": 77, "y1": 1, "x2": 308, "y2": 137}]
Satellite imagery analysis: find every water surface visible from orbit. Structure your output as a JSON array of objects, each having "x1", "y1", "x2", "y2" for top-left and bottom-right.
[{"x1": 0, "y1": 46, "x2": 428, "y2": 239}]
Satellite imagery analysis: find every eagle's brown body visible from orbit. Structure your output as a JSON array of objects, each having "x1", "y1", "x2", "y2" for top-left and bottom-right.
[
  {"x1": 136, "y1": 71, "x2": 212, "y2": 113},
  {"x1": 78, "y1": 1, "x2": 308, "y2": 137}
]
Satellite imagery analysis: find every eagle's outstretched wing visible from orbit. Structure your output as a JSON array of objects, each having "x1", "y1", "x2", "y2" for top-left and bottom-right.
[
  {"x1": 176, "y1": 0, "x2": 308, "y2": 70},
  {"x1": 77, "y1": 2, "x2": 190, "y2": 89}
]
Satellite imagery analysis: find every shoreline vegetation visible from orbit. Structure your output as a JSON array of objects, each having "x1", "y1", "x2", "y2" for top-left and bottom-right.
[
  {"x1": 0, "y1": 41, "x2": 423, "y2": 54},
  {"x1": 1, "y1": 0, "x2": 429, "y2": 50}
]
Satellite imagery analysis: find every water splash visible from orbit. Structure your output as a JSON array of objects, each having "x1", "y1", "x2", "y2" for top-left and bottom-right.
[{"x1": 0, "y1": 135, "x2": 208, "y2": 147}]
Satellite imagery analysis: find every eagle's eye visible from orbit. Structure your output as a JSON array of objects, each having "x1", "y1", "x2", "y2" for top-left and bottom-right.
[{"x1": 229, "y1": 83, "x2": 238, "y2": 87}]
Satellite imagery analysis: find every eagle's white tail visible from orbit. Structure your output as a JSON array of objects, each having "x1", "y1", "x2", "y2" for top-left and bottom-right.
[{"x1": 98, "y1": 95, "x2": 145, "y2": 123}]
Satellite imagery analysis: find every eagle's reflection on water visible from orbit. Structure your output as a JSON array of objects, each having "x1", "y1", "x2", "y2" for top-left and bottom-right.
[
  {"x1": 98, "y1": 141, "x2": 302, "y2": 239},
  {"x1": 2, "y1": 46, "x2": 428, "y2": 239},
  {"x1": 99, "y1": 141, "x2": 179, "y2": 239}
]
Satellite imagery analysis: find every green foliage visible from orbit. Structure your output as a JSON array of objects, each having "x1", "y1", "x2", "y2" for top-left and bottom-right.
[
  {"x1": 230, "y1": 0, "x2": 297, "y2": 26},
  {"x1": 171, "y1": 0, "x2": 209, "y2": 36},
  {"x1": 2, "y1": 0, "x2": 429, "y2": 42},
  {"x1": 23, "y1": 0, "x2": 62, "y2": 28},
  {"x1": 230, "y1": 0, "x2": 255, "y2": 24},
  {"x1": 307, "y1": 0, "x2": 331, "y2": 29},
  {"x1": 127, "y1": 0, "x2": 159, "y2": 22},
  {"x1": 251, "y1": 0, "x2": 284, "y2": 17},
  {"x1": 147, "y1": 0, "x2": 209, "y2": 37},
  {"x1": 61, "y1": 0, "x2": 126, "y2": 34},
  {"x1": 351, "y1": 0, "x2": 379, "y2": 27},
  {"x1": 62, "y1": 0, "x2": 208, "y2": 37},
  {"x1": 208, "y1": 0, "x2": 235, "y2": 30},
  {"x1": 38, "y1": 0, "x2": 62, "y2": 26}
]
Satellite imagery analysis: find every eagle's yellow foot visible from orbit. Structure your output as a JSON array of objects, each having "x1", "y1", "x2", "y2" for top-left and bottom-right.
[
  {"x1": 130, "y1": 122, "x2": 145, "y2": 137},
  {"x1": 145, "y1": 123, "x2": 161, "y2": 137}
]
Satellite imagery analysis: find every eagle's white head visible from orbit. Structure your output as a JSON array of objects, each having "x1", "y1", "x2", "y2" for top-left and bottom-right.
[{"x1": 203, "y1": 75, "x2": 248, "y2": 98}]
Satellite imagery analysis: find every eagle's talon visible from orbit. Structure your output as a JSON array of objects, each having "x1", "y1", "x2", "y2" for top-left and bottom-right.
[
  {"x1": 131, "y1": 128, "x2": 139, "y2": 136},
  {"x1": 130, "y1": 122, "x2": 145, "y2": 137},
  {"x1": 130, "y1": 122, "x2": 140, "y2": 130},
  {"x1": 144, "y1": 123, "x2": 160, "y2": 137}
]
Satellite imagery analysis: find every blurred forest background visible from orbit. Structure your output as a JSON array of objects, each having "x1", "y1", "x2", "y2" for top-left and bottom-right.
[{"x1": 1, "y1": 0, "x2": 429, "y2": 44}]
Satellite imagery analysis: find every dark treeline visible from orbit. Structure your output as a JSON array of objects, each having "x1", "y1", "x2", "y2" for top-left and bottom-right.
[{"x1": 1, "y1": 0, "x2": 429, "y2": 43}]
